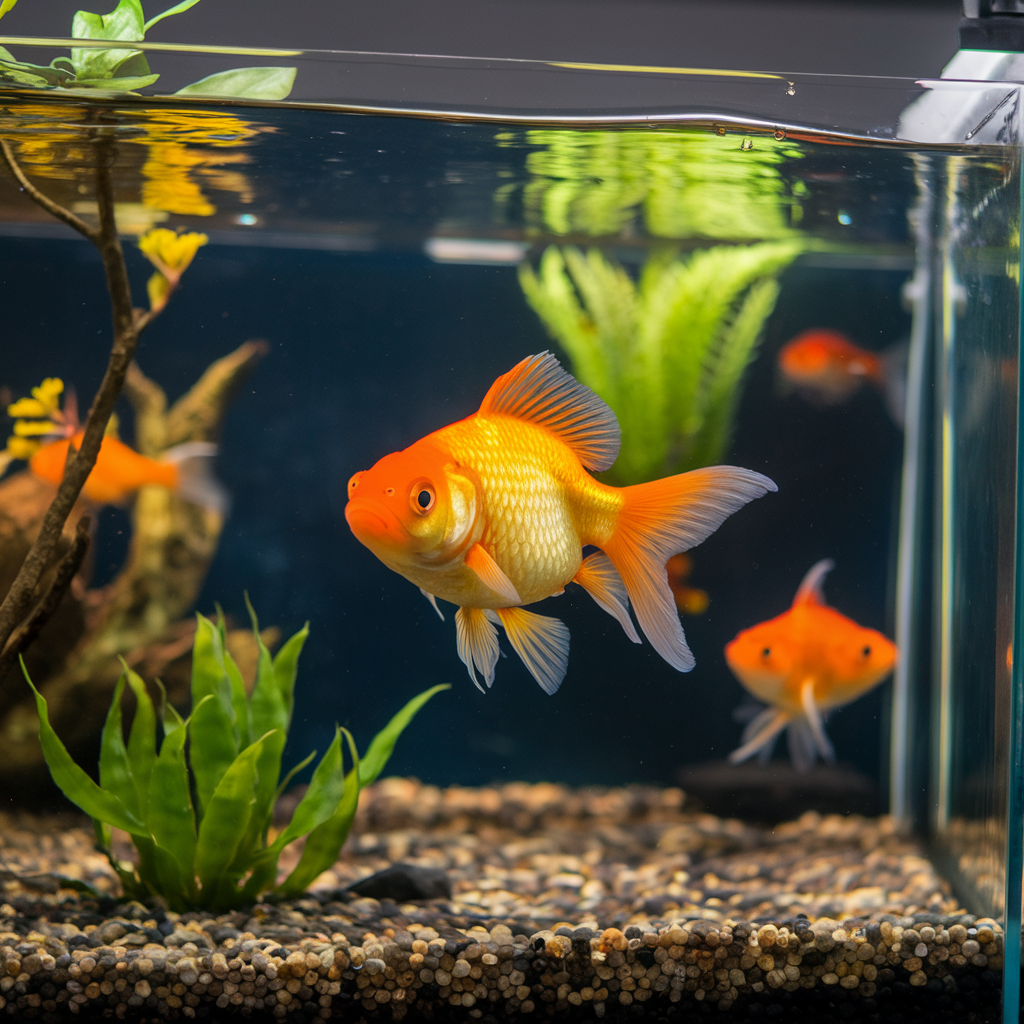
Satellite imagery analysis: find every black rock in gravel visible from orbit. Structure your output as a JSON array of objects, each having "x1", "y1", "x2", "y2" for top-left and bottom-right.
[{"x1": 347, "y1": 863, "x2": 451, "y2": 902}]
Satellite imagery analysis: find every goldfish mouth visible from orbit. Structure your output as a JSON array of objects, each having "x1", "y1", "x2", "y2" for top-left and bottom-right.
[{"x1": 345, "y1": 502, "x2": 399, "y2": 543}]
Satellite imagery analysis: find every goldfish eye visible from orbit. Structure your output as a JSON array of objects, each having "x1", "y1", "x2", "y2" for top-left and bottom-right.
[
  {"x1": 861, "y1": 645, "x2": 872, "y2": 657},
  {"x1": 761, "y1": 647, "x2": 771, "y2": 658},
  {"x1": 347, "y1": 472, "x2": 363, "y2": 497},
  {"x1": 410, "y1": 482, "x2": 436, "y2": 515},
  {"x1": 385, "y1": 487, "x2": 395, "y2": 496}
]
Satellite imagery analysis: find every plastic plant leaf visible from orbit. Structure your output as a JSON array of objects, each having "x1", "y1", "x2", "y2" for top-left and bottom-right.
[
  {"x1": 174, "y1": 67, "x2": 297, "y2": 101},
  {"x1": 0, "y1": 1, "x2": 19, "y2": 20},
  {"x1": 359, "y1": 684, "x2": 449, "y2": 786},
  {"x1": 143, "y1": 0, "x2": 203, "y2": 33},
  {"x1": 190, "y1": 614, "x2": 234, "y2": 713},
  {"x1": 272, "y1": 623, "x2": 308, "y2": 722},
  {"x1": 193, "y1": 735, "x2": 268, "y2": 905},
  {"x1": 223, "y1": 646, "x2": 251, "y2": 752},
  {"x1": 147, "y1": 714, "x2": 198, "y2": 901},
  {"x1": 271, "y1": 727, "x2": 345, "y2": 851},
  {"x1": 122, "y1": 663, "x2": 157, "y2": 815},
  {"x1": 276, "y1": 729, "x2": 361, "y2": 898},
  {"x1": 274, "y1": 749, "x2": 316, "y2": 802},
  {"x1": 155, "y1": 677, "x2": 184, "y2": 737},
  {"x1": 23, "y1": 663, "x2": 146, "y2": 836},
  {"x1": 98, "y1": 673, "x2": 140, "y2": 819}
]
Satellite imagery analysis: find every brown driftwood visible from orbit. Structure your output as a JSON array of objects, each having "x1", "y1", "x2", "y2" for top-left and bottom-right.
[{"x1": 0, "y1": 341, "x2": 267, "y2": 792}]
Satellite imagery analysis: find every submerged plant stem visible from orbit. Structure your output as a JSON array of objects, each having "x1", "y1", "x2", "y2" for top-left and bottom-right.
[{"x1": 0, "y1": 127, "x2": 161, "y2": 662}]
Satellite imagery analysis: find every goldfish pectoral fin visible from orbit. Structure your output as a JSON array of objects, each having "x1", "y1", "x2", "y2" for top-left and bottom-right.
[
  {"x1": 605, "y1": 466, "x2": 776, "y2": 672},
  {"x1": 494, "y1": 607, "x2": 569, "y2": 695},
  {"x1": 728, "y1": 709, "x2": 790, "y2": 765},
  {"x1": 465, "y1": 542, "x2": 521, "y2": 604},
  {"x1": 477, "y1": 351, "x2": 621, "y2": 472},
  {"x1": 799, "y1": 679, "x2": 836, "y2": 763},
  {"x1": 455, "y1": 607, "x2": 500, "y2": 692},
  {"x1": 420, "y1": 589, "x2": 445, "y2": 621},
  {"x1": 573, "y1": 551, "x2": 641, "y2": 644},
  {"x1": 793, "y1": 559, "x2": 835, "y2": 607}
]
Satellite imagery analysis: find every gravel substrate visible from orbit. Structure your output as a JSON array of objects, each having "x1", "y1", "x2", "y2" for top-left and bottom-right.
[{"x1": 0, "y1": 779, "x2": 1005, "y2": 1021}]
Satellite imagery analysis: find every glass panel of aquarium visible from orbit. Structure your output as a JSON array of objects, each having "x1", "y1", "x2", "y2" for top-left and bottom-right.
[{"x1": 0, "y1": 28, "x2": 1020, "y2": 1023}]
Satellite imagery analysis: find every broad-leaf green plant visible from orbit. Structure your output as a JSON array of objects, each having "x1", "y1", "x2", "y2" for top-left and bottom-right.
[
  {"x1": 23, "y1": 606, "x2": 447, "y2": 910},
  {"x1": 0, "y1": 0, "x2": 297, "y2": 99},
  {"x1": 520, "y1": 241, "x2": 803, "y2": 484}
]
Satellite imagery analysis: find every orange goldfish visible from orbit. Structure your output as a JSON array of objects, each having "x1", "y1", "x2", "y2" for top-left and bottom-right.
[
  {"x1": 345, "y1": 352, "x2": 776, "y2": 693},
  {"x1": 778, "y1": 329, "x2": 906, "y2": 425},
  {"x1": 30, "y1": 430, "x2": 224, "y2": 509},
  {"x1": 665, "y1": 553, "x2": 709, "y2": 615},
  {"x1": 725, "y1": 559, "x2": 896, "y2": 771}
]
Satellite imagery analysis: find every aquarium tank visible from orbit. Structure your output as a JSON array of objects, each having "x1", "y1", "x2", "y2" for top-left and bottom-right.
[{"x1": 0, "y1": 1, "x2": 1022, "y2": 1021}]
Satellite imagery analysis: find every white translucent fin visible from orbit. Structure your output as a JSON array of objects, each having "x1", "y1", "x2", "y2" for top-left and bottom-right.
[
  {"x1": 879, "y1": 340, "x2": 909, "y2": 428},
  {"x1": 799, "y1": 678, "x2": 836, "y2": 763},
  {"x1": 728, "y1": 708, "x2": 790, "y2": 765},
  {"x1": 465, "y1": 542, "x2": 520, "y2": 604},
  {"x1": 166, "y1": 442, "x2": 229, "y2": 514},
  {"x1": 605, "y1": 466, "x2": 777, "y2": 672},
  {"x1": 573, "y1": 551, "x2": 641, "y2": 644},
  {"x1": 494, "y1": 606, "x2": 570, "y2": 695},
  {"x1": 420, "y1": 589, "x2": 445, "y2": 621},
  {"x1": 455, "y1": 607, "x2": 500, "y2": 693},
  {"x1": 478, "y1": 351, "x2": 621, "y2": 472},
  {"x1": 792, "y1": 559, "x2": 835, "y2": 607},
  {"x1": 787, "y1": 719, "x2": 817, "y2": 773}
]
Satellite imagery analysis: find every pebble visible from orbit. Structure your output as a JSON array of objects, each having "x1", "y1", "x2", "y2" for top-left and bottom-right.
[{"x1": 0, "y1": 784, "x2": 1003, "y2": 1020}]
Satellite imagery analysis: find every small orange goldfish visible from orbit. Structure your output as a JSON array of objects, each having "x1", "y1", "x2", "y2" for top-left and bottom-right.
[
  {"x1": 345, "y1": 352, "x2": 776, "y2": 693},
  {"x1": 725, "y1": 559, "x2": 896, "y2": 771},
  {"x1": 665, "y1": 553, "x2": 709, "y2": 615},
  {"x1": 778, "y1": 329, "x2": 906, "y2": 424},
  {"x1": 30, "y1": 431, "x2": 224, "y2": 509}
]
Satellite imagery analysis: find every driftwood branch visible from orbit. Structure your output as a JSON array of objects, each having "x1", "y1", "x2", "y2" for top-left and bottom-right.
[
  {"x1": 0, "y1": 517, "x2": 90, "y2": 683},
  {"x1": 0, "y1": 126, "x2": 155, "y2": 657}
]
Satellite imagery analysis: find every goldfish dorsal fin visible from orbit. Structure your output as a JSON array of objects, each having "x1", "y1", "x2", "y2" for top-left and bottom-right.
[
  {"x1": 793, "y1": 559, "x2": 835, "y2": 607},
  {"x1": 478, "y1": 352, "x2": 621, "y2": 472}
]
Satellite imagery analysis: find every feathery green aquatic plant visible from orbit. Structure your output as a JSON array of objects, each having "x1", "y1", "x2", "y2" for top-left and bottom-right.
[
  {"x1": 502, "y1": 128, "x2": 805, "y2": 241},
  {"x1": 24, "y1": 608, "x2": 447, "y2": 911},
  {"x1": 519, "y1": 241, "x2": 802, "y2": 484},
  {"x1": 0, "y1": 0, "x2": 296, "y2": 99}
]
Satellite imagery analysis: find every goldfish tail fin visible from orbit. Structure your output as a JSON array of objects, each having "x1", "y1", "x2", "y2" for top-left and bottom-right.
[
  {"x1": 165, "y1": 442, "x2": 229, "y2": 514},
  {"x1": 573, "y1": 551, "x2": 641, "y2": 645},
  {"x1": 728, "y1": 707, "x2": 789, "y2": 765},
  {"x1": 455, "y1": 607, "x2": 499, "y2": 692},
  {"x1": 878, "y1": 340, "x2": 909, "y2": 428},
  {"x1": 604, "y1": 466, "x2": 776, "y2": 671},
  {"x1": 799, "y1": 679, "x2": 836, "y2": 763},
  {"x1": 494, "y1": 606, "x2": 569, "y2": 695},
  {"x1": 792, "y1": 559, "x2": 835, "y2": 607}
]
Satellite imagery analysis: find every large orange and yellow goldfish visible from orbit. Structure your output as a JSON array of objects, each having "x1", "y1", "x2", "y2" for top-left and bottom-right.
[
  {"x1": 725, "y1": 559, "x2": 897, "y2": 771},
  {"x1": 778, "y1": 329, "x2": 906, "y2": 425},
  {"x1": 345, "y1": 352, "x2": 776, "y2": 693},
  {"x1": 6, "y1": 377, "x2": 225, "y2": 510}
]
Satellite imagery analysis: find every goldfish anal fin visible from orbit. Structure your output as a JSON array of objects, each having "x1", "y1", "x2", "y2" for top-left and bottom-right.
[
  {"x1": 465, "y1": 542, "x2": 521, "y2": 604},
  {"x1": 728, "y1": 707, "x2": 790, "y2": 765},
  {"x1": 455, "y1": 607, "x2": 500, "y2": 692},
  {"x1": 799, "y1": 678, "x2": 835, "y2": 763},
  {"x1": 420, "y1": 588, "x2": 445, "y2": 621},
  {"x1": 494, "y1": 607, "x2": 569, "y2": 694},
  {"x1": 793, "y1": 559, "x2": 835, "y2": 607},
  {"x1": 478, "y1": 351, "x2": 621, "y2": 472},
  {"x1": 604, "y1": 466, "x2": 776, "y2": 672},
  {"x1": 573, "y1": 551, "x2": 641, "y2": 644}
]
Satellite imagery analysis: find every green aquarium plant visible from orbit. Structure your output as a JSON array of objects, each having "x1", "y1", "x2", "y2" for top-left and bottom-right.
[
  {"x1": 520, "y1": 241, "x2": 803, "y2": 485},
  {"x1": 23, "y1": 609, "x2": 447, "y2": 911},
  {"x1": 0, "y1": 0, "x2": 297, "y2": 99}
]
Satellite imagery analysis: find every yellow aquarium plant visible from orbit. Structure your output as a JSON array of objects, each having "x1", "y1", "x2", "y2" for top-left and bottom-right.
[
  {"x1": 506, "y1": 128, "x2": 806, "y2": 484},
  {"x1": 0, "y1": 0, "x2": 297, "y2": 99},
  {"x1": 24, "y1": 608, "x2": 448, "y2": 911}
]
